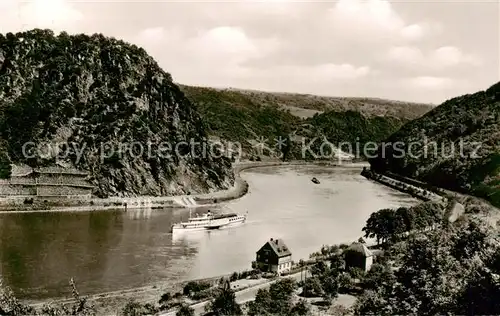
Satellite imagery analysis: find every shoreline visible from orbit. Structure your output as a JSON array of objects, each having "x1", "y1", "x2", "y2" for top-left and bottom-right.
[
  {"x1": 16, "y1": 165, "x2": 499, "y2": 314},
  {"x1": 361, "y1": 168, "x2": 500, "y2": 226},
  {"x1": 18, "y1": 160, "x2": 368, "y2": 312},
  {"x1": 0, "y1": 161, "x2": 282, "y2": 214},
  {"x1": 360, "y1": 168, "x2": 443, "y2": 202},
  {"x1": 0, "y1": 160, "x2": 366, "y2": 214}
]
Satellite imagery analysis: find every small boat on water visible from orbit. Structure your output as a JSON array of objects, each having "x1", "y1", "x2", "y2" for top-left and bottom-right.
[
  {"x1": 171, "y1": 210, "x2": 247, "y2": 233},
  {"x1": 311, "y1": 177, "x2": 320, "y2": 184}
]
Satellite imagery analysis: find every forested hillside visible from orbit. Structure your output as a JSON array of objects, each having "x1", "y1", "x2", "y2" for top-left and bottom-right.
[{"x1": 369, "y1": 82, "x2": 500, "y2": 206}]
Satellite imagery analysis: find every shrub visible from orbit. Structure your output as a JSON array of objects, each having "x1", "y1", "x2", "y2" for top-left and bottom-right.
[
  {"x1": 347, "y1": 267, "x2": 365, "y2": 280},
  {"x1": 230, "y1": 272, "x2": 239, "y2": 282},
  {"x1": 159, "y1": 292, "x2": 171, "y2": 305},
  {"x1": 183, "y1": 281, "x2": 212, "y2": 297},
  {"x1": 176, "y1": 304, "x2": 195, "y2": 316},
  {"x1": 190, "y1": 288, "x2": 215, "y2": 301},
  {"x1": 338, "y1": 273, "x2": 354, "y2": 293},
  {"x1": 205, "y1": 287, "x2": 242, "y2": 316},
  {"x1": 302, "y1": 277, "x2": 323, "y2": 297}
]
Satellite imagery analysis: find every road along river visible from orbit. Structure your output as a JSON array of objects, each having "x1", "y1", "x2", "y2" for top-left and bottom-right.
[{"x1": 0, "y1": 164, "x2": 418, "y2": 301}]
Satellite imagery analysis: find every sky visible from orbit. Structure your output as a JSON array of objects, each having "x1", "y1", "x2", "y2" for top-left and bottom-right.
[{"x1": 0, "y1": 0, "x2": 498, "y2": 104}]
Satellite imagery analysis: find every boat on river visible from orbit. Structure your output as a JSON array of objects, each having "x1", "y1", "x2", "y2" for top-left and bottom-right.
[
  {"x1": 171, "y1": 210, "x2": 247, "y2": 232},
  {"x1": 311, "y1": 177, "x2": 320, "y2": 184}
]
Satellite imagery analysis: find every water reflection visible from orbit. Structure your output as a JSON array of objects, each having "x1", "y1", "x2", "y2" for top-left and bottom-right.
[
  {"x1": 126, "y1": 207, "x2": 153, "y2": 220},
  {"x1": 172, "y1": 230, "x2": 210, "y2": 244}
]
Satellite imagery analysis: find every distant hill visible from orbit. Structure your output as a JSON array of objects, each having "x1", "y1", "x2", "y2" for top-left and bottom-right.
[
  {"x1": 181, "y1": 85, "x2": 434, "y2": 119},
  {"x1": 369, "y1": 82, "x2": 500, "y2": 206},
  {"x1": 0, "y1": 29, "x2": 233, "y2": 197},
  {"x1": 180, "y1": 85, "x2": 431, "y2": 159}
]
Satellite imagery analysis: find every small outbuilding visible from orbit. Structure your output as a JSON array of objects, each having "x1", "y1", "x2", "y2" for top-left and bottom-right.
[{"x1": 344, "y1": 242, "x2": 374, "y2": 272}]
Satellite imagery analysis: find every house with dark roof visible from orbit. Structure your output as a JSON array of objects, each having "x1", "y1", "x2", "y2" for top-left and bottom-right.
[
  {"x1": 253, "y1": 238, "x2": 292, "y2": 274},
  {"x1": 344, "y1": 242, "x2": 374, "y2": 272}
]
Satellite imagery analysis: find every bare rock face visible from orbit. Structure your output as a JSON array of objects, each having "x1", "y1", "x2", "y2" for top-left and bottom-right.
[{"x1": 0, "y1": 29, "x2": 234, "y2": 197}]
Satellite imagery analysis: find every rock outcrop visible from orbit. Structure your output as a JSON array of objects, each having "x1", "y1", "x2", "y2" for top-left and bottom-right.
[{"x1": 0, "y1": 29, "x2": 233, "y2": 197}]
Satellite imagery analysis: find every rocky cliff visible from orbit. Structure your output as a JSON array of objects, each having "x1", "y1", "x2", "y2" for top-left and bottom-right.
[{"x1": 0, "y1": 29, "x2": 233, "y2": 197}]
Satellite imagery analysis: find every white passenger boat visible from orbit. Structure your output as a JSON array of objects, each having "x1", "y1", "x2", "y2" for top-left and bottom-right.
[{"x1": 171, "y1": 210, "x2": 247, "y2": 232}]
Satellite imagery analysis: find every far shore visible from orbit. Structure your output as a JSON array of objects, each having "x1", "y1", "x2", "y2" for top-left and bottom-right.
[
  {"x1": 0, "y1": 160, "x2": 368, "y2": 214},
  {"x1": 18, "y1": 159, "x2": 368, "y2": 313}
]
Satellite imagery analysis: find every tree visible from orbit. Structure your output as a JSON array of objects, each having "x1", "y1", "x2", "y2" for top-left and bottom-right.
[
  {"x1": 290, "y1": 299, "x2": 310, "y2": 316},
  {"x1": 302, "y1": 277, "x2": 323, "y2": 297},
  {"x1": 354, "y1": 217, "x2": 498, "y2": 316},
  {"x1": 454, "y1": 266, "x2": 500, "y2": 315},
  {"x1": 247, "y1": 289, "x2": 273, "y2": 316},
  {"x1": 158, "y1": 292, "x2": 171, "y2": 306},
  {"x1": 347, "y1": 267, "x2": 365, "y2": 280},
  {"x1": 247, "y1": 278, "x2": 297, "y2": 316},
  {"x1": 0, "y1": 279, "x2": 36, "y2": 316},
  {"x1": 310, "y1": 260, "x2": 329, "y2": 277},
  {"x1": 121, "y1": 300, "x2": 146, "y2": 316},
  {"x1": 269, "y1": 278, "x2": 297, "y2": 312},
  {"x1": 320, "y1": 272, "x2": 340, "y2": 300},
  {"x1": 362, "y1": 208, "x2": 397, "y2": 244},
  {"x1": 395, "y1": 207, "x2": 414, "y2": 233},
  {"x1": 451, "y1": 221, "x2": 487, "y2": 260},
  {"x1": 205, "y1": 286, "x2": 241, "y2": 316},
  {"x1": 353, "y1": 289, "x2": 393, "y2": 315},
  {"x1": 280, "y1": 134, "x2": 292, "y2": 162},
  {"x1": 120, "y1": 300, "x2": 157, "y2": 316},
  {"x1": 338, "y1": 273, "x2": 354, "y2": 293},
  {"x1": 329, "y1": 253, "x2": 345, "y2": 273},
  {"x1": 176, "y1": 304, "x2": 195, "y2": 316},
  {"x1": 0, "y1": 149, "x2": 11, "y2": 179},
  {"x1": 230, "y1": 272, "x2": 239, "y2": 282},
  {"x1": 362, "y1": 263, "x2": 395, "y2": 291},
  {"x1": 68, "y1": 278, "x2": 97, "y2": 316},
  {"x1": 183, "y1": 281, "x2": 211, "y2": 297}
]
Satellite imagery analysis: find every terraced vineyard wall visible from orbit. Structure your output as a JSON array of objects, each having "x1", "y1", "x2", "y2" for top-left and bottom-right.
[{"x1": 0, "y1": 166, "x2": 93, "y2": 200}]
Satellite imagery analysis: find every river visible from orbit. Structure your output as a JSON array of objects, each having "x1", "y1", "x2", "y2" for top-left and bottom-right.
[{"x1": 0, "y1": 165, "x2": 418, "y2": 300}]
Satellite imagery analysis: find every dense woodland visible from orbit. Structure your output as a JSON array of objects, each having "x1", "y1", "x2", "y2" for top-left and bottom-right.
[{"x1": 182, "y1": 85, "x2": 411, "y2": 160}]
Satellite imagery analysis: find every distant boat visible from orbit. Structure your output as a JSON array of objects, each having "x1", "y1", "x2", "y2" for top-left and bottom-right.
[
  {"x1": 171, "y1": 210, "x2": 247, "y2": 233},
  {"x1": 311, "y1": 177, "x2": 320, "y2": 184}
]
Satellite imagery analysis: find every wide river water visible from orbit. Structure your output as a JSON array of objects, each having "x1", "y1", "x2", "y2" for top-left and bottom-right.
[{"x1": 0, "y1": 165, "x2": 417, "y2": 300}]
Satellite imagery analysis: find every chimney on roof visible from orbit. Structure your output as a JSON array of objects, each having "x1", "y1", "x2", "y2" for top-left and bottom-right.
[{"x1": 275, "y1": 239, "x2": 279, "y2": 244}]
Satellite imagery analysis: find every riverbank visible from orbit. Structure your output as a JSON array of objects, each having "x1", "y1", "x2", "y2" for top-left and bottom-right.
[
  {"x1": 0, "y1": 161, "x2": 283, "y2": 213},
  {"x1": 18, "y1": 161, "x2": 370, "y2": 313},
  {"x1": 0, "y1": 160, "x2": 366, "y2": 213},
  {"x1": 360, "y1": 168, "x2": 443, "y2": 202},
  {"x1": 25, "y1": 274, "x2": 230, "y2": 315},
  {"x1": 360, "y1": 168, "x2": 500, "y2": 226}
]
